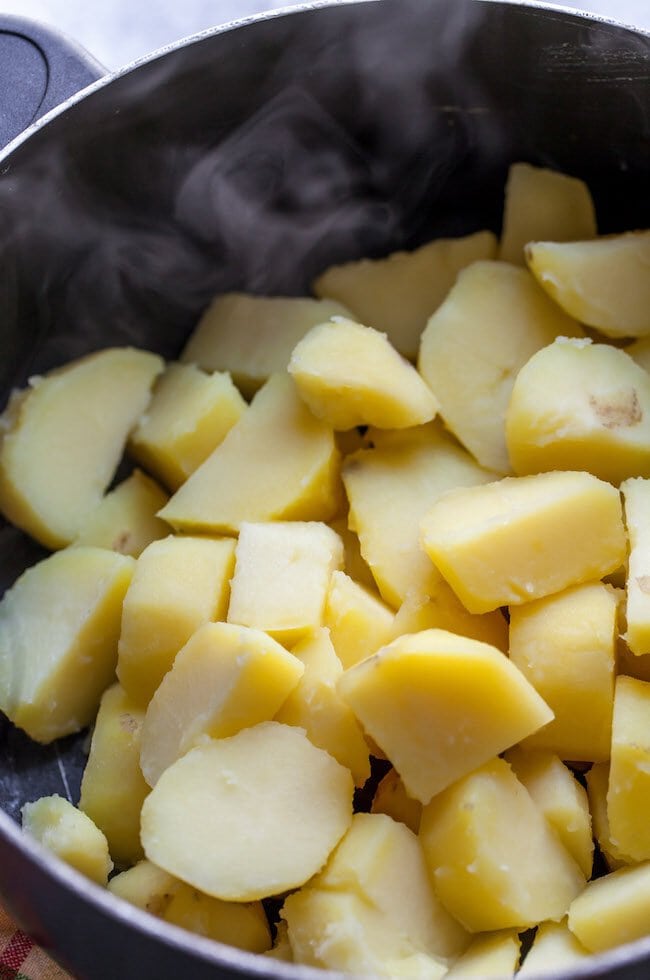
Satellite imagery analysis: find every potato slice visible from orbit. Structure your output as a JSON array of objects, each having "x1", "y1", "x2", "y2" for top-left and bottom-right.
[
  {"x1": 313, "y1": 230, "x2": 497, "y2": 360},
  {"x1": 505, "y1": 748, "x2": 593, "y2": 877},
  {"x1": 518, "y1": 919, "x2": 590, "y2": 976},
  {"x1": 607, "y1": 675, "x2": 650, "y2": 862},
  {"x1": 140, "y1": 623, "x2": 304, "y2": 786},
  {"x1": 140, "y1": 722, "x2": 354, "y2": 901},
  {"x1": 568, "y1": 862, "x2": 650, "y2": 953},
  {"x1": 227, "y1": 521, "x2": 343, "y2": 645},
  {"x1": 158, "y1": 373, "x2": 340, "y2": 534},
  {"x1": 506, "y1": 338, "x2": 650, "y2": 482},
  {"x1": 79, "y1": 683, "x2": 150, "y2": 867},
  {"x1": 342, "y1": 424, "x2": 496, "y2": 607},
  {"x1": 117, "y1": 535, "x2": 236, "y2": 706},
  {"x1": 316, "y1": 812, "x2": 470, "y2": 959},
  {"x1": 0, "y1": 547, "x2": 134, "y2": 742},
  {"x1": 508, "y1": 582, "x2": 617, "y2": 762},
  {"x1": 418, "y1": 261, "x2": 582, "y2": 473},
  {"x1": 22, "y1": 795, "x2": 113, "y2": 885},
  {"x1": 337, "y1": 628, "x2": 552, "y2": 804},
  {"x1": 274, "y1": 628, "x2": 370, "y2": 787},
  {"x1": 129, "y1": 363, "x2": 246, "y2": 490},
  {"x1": 499, "y1": 162, "x2": 596, "y2": 265},
  {"x1": 526, "y1": 231, "x2": 650, "y2": 337},
  {"x1": 324, "y1": 570, "x2": 395, "y2": 669},
  {"x1": 288, "y1": 318, "x2": 438, "y2": 430},
  {"x1": 390, "y1": 584, "x2": 508, "y2": 654},
  {"x1": 420, "y1": 758, "x2": 586, "y2": 932},
  {"x1": 585, "y1": 764, "x2": 631, "y2": 872},
  {"x1": 109, "y1": 861, "x2": 271, "y2": 952},
  {"x1": 621, "y1": 478, "x2": 650, "y2": 656},
  {"x1": 445, "y1": 930, "x2": 520, "y2": 978},
  {"x1": 73, "y1": 468, "x2": 169, "y2": 557},
  {"x1": 181, "y1": 294, "x2": 351, "y2": 397},
  {"x1": 0, "y1": 348, "x2": 163, "y2": 547},
  {"x1": 420, "y1": 471, "x2": 626, "y2": 614}
]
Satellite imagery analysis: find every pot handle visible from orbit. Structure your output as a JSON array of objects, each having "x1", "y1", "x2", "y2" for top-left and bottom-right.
[{"x1": 0, "y1": 14, "x2": 105, "y2": 151}]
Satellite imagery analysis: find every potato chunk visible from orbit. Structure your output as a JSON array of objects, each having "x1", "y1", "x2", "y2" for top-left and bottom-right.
[
  {"x1": 22, "y1": 795, "x2": 113, "y2": 885},
  {"x1": 390, "y1": 584, "x2": 508, "y2": 654},
  {"x1": 227, "y1": 521, "x2": 343, "y2": 645},
  {"x1": 316, "y1": 812, "x2": 470, "y2": 959},
  {"x1": 342, "y1": 424, "x2": 496, "y2": 607},
  {"x1": 324, "y1": 570, "x2": 395, "y2": 669},
  {"x1": 506, "y1": 338, "x2": 650, "y2": 482},
  {"x1": 337, "y1": 629, "x2": 552, "y2": 804},
  {"x1": 418, "y1": 261, "x2": 582, "y2": 472},
  {"x1": 0, "y1": 547, "x2": 134, "y2": 742},
  {"x1": 622, "y1": 478, "x2": 650, "y2": 656},
  {"x1": 518, "y1": 919, "x2": 590, "y2": 976},
  {"x1": 129, "y1": 362, "x2": 246, "y2": 490},
  {"x1": 288, "y1": 318, "x2": 438, "y2": 430},
  {"x1": 568, "y1": 862, "x2": 650, "y2": 953},
  {"x1": 420, "y1": 758, "x2": 586, "y2": 932},
  {"x1": 140, "y1": 722, "x2": 354, "y2": 901},
  {"x1": 140, "y1": 623, "x2": 304, "y2": 786},
  {"x1": 313, "y1": 230, "x2": 497, "y2": 359},
  {"x1": 181, "y1": 294, "x2": 352, "y2": 397},
  {"x1": 607, "y1": 675, "x2": 650, "y2": 862},
  {"x1": 508, "y1": 583, "x2": 617, "y2": 762},
  {"x1": 499, "y1": 162, "x2": 596, "y2": 265},
  {"x1": 159, "y1": 373, "x2": 340, "y2": 534},
  {"x1": 73, "y1": 469, "x2": 169, "y2": 557},
  {"x1": 445, "y1": 930, "x2": 520, "y2": 978},
  {"x1": 0, "y1": 348, "x2": 163, "y2": 547},
  {"x1": 79, "y1": 683, "x2": 150, "y2": 867},
  {"x1": 109, "y1": 861, "x2": 271, "y2": 952},
  {"x1": 420, "y1": 471, "x2": 625, "y2": 614},
  {"x1": 275, "y1": 628, "x2": 370, "y2": 786},
  {"x1": 526, "y1": 231, "x2": 650, "y2": 337},
  {"x1": 585, "y1": 763, "x2": 631, "y2": 871},
  {"x1": 372, "y1": 769, "x2": 422, "y2": 834},
  {"x1": 117, "y1": 535, "x2": 236, "y2": 705}
]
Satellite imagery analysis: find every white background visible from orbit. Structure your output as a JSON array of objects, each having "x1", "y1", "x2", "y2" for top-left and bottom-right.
[{"x1": 0, "y1": 0, "x2": 648, "y2": 70}]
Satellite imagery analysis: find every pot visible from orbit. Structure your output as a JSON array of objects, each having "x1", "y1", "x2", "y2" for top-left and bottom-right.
[{"x1": 0, "y1": 1, "x2": 649, "y2": 977}]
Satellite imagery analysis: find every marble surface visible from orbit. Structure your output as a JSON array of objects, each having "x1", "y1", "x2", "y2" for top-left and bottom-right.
[{"x1": 0, "y1": 0, "x2": 648, "y2": 69}]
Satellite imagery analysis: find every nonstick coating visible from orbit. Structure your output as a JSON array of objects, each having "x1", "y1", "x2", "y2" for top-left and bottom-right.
[{"x1": 1, "y1": 1, "x2": 650, "y2": 977}]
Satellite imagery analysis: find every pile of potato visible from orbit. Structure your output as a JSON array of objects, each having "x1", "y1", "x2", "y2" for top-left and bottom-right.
[{"x1": 3, "y1": 161, "x2": 650, "y2": 977}]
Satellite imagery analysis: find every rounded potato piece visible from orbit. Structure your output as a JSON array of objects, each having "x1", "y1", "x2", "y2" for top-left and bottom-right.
[
  {"x1": 140, "y1": 722, "x2": 354, "y2": 901},
  {"x1": 22, "y1": 795, "x2": 113, "y2": 886},
  {"x1": 506, "y1": 338, "x2": 650, "y2": 483},
  {"x1": 0, "y1": 347, "x2": 163, "y2": 547},
  {"x1": 526, "y1": 231, "x2": 650, "y2": 338}
]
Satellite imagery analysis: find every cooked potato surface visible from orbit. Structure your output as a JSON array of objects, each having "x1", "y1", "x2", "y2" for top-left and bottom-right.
[{"x1": 5, "y1": 169, "x2": 650, "y2": 975}]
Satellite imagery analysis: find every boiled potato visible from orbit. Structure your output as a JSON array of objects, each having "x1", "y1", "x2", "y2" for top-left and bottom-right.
[
  {"x1": 140, "y1": 722, "x2": 353, "y2": 901},
  {"x1": 313, "y1": 230, "x2": 497, "y2": 359},
  {"x1": 506, "y1": 338, "x2": 650, "y2": 483},
  {"x1": 419, "y1": 757, "x2": 586, "y2": 932},
  {"x1": 338, "y1": 628, "x2": 552, "y2": 804},
  {"x1": 568, "y1": 862, "x2": 650, "y2": 953},
  {"x1": 117, "y1": 535, "x2": 236, "y2": 705},
  {"x1": 288, "y1": 317, "x2": 438, "y2": 429},
  {"x1": 227, "y1": 521, "x2": 343, "y2": 645},
  {"x1": 159, "y1": 373, "x2": 340, "y2": 533},
  {"x1": 607, "y1": 675, "x2": 650, "y2": 862},
  {"x1": 129, "y1": 362, "x2": 246, "y2": 490},
  {"x1": 526, "y1": 231, "x2": 650, "y2": 337},
  {"x1": 499, "y1": 162, "x2": 596, "y2": 265},
  {"x1": 0, "y1": 348, "x2": 162, "y2": 547},
  {"x1": 585, "y1": 763, "x2": 631, "y2": 871},
  {"x1": 390, "y1": 582, "x2": 508, "y2": 654},
  {"x1": 140, "y1": 622, "x2": 304, "y2": 786},
  {"x1": 418, "y1": 261, "x2": 582, "y2": 472},
  {"x1": 420, "y1": 470, "x2": 626, "y2": 614},
  {"x1": 0, "y1": 547, "x2": 134, "y2": 742},
  {"x1": 621, "y1": 477, "x2": 650, "y2": 656},
  {"x1": 73, "y1": 468, "x2": 169, "y2": 557},
  {"x1": 445, "y1": 930, "x2": 520, "y2": 978},
  {"x1": 371, "y1": 768, "x2": 422, "y2": 835},
  {"x1": 518, "y1": 919, "x2": 590, "y2": 975},
  {"x1": 324, "y1": 570, "x2": 395, "y2": 669},
  {"x1": 22, "y1": 795, "x2": 113, "y2": 885}
]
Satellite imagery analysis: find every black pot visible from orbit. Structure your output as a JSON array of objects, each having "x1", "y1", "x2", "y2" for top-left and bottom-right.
[{"x1": 0, "y1": 2, "x2": 649, "y2": 977}]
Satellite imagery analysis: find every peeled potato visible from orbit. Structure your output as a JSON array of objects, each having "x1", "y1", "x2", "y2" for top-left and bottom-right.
[{"x1": 140, "y1": 722, "x2": 354, "y2": 901}]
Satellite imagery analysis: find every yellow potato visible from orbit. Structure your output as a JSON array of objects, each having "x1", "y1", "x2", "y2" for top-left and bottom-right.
[
  {"x1": 607, "y1": 675, "x2": 650, "y2": 862},
  {"x1": 518, "y1": 919, "x2": 590, "y2": 976},
  {"x1": 313, "y1": 230, "x2": 497, "y2": 360},
  {"x1": 445, "y1": 930, "x2": 521, "y2": 979},
  {"x1": 140, "y1": 722, "x2": 353, "y2": 901},
  {"x1": 0, "y1": 348, "x2": 162, "y2": 547},
  {"x1": 288, "y1": 317, "x2": 438, "y2": 430},
  {"x1": 584, "y1": 763, "x2": 631, "y2": 872},
  {"x1": 526, "y1": 231, "x2": 650, "y2": 337},
  {"x1": 324, "y1": 570, "x2": 395, "y2": 669},
  {"x1": 22, "y1": 795, "x2": 113, "y2": 885},
  {"x1": 73, "y1": 468, "x2": 169, "y2": 557},
  {"x1": 0, "y1": 547, "x2": 134, "y2": 742},
  {"x1": 568, "y1": 862, "x2": 650, "y2": 953},
  {"x1": 371, "y1": 768, "x2": 422, "y2": 835},
  {"x1": 621, "y1": 477, "x2": 650, "y2": 656}
]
